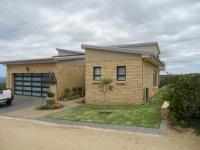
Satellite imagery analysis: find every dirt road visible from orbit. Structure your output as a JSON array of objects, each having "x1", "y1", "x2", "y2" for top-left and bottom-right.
[{"x1": 0, "y1": 117, "x2": 199, "y2": 150}]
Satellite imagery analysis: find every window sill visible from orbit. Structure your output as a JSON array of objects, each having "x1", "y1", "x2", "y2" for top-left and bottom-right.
[{"x1": 115, "y1": 81, "x2": 127, "y2": 85}]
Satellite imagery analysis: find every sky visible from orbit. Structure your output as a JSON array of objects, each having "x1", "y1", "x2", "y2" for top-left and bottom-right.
[{"x1": 0, "y1": 0, "x2": 200, "y2": 77}]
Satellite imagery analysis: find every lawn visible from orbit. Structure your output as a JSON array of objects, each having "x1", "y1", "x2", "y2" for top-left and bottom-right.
[{"x1": 49, "y1": 88, "x2": 166, "y2": 128}]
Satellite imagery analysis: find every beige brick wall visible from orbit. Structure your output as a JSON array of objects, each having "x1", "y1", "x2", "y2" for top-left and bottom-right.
[
  {"x1": 85, "y1": 59, "x2": 144, "y2": 105},
  {"x1": 6, "y1": 59, "x2": 85, "y2": 100},
  {"x1": 56, "y1": 59, "x2": 85, "y2": 99},
  {"x1": 142, "y1": 61, "x2": 159, "y2": 97},
  {"x1": 85, "y1": 48, "x2": 160, "y2": 105}
]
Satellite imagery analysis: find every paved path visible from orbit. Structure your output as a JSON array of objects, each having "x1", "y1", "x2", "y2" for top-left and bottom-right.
[
  {"x1": 0, "y1": 96, "x2": 43, "y2": 115},
  {"x1": 7, "y1": 97, "x2": 84, "y2": 119}
]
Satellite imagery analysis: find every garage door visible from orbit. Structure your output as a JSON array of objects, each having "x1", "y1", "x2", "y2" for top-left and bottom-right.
[{"x1": 14, "y1": 73, "x2": 49, "y2": 97}]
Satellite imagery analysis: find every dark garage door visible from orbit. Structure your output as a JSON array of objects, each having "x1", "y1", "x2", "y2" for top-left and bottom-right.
[{"x1": 14, "y1": 73, "x2": 49, "y2": 97}]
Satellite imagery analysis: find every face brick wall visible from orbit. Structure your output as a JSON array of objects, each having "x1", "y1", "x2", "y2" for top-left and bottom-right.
[
  {"x1": 143, "y1": 61, "x2": 159, "y2": 97},
  {"x1": 85, "y1": 59, "x2": 144, "y2": 105},
  {"x1": 6, "y1": 59, "x2": 85, "y2": 100},
  {"x1": 85, "y1": 48, "x2": 160, "y2": 105}
]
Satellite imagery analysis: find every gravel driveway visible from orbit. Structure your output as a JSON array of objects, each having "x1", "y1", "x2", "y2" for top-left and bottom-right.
[
  {"x1": 0, "y1": 95, "x2": 43, "y2": 115},
  {"x1": 0, "y1": 117, "x2": 199, "y2": 150}
]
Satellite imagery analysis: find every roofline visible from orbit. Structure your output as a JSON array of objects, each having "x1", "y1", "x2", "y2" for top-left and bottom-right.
[
  {"x1": 0, "y1": 55, "x2": 85, "y2": 65},
  {"x1": 109, "y1": 42, "x2": 161, "y2": 55},
  {"x1": 81, "y1": 44, "x2": 153, "y2": 56},
  {"x1": 54, "y1": 55, "x2": 85, "y2": 61},
  {"x1": 142, "y1": 55, "x2": 165, "y2": 68},
  {"x1": 56, "y1": 48, "x2": 85, "y2": 54}
]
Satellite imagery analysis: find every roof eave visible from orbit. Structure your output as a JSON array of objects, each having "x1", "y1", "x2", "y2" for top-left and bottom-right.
[
  {"x1": 142, "y1": 55, "x2": 165, "y2": 69},
  {"x1": 56, "y1": 48, "x2": 85, "y2": 55}
]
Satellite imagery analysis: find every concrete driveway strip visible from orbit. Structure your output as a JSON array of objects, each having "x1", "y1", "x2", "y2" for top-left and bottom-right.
[{"x1": 0, "y1": 95, "x2": 43, "y2": 115}]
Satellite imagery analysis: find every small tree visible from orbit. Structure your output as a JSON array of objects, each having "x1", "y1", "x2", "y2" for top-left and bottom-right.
[{"x1": 98, "y1": 78, "x2": 113, "y2": 113}]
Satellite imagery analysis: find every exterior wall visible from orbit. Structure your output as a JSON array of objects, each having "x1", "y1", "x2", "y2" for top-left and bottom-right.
[
  {"x1": 85, "y1": 48, "x2": 144, "y2": 105},
  {"x1": 6, "y1": 59, "x2": 85, "y2": 100},
  {"x1": 6, "y1": 63, "x2": 57, "y2": 98},
  {"x1": 55, "y1": 59, "x2": 85, "y2": 99},
  {"x1": 142, "y1": 60, "x2": 159, "y2": 98}
]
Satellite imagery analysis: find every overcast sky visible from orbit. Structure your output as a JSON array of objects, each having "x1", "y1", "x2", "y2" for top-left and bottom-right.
[{"x1": 0, "y1": 0, "x2": 200, "y2": 77}]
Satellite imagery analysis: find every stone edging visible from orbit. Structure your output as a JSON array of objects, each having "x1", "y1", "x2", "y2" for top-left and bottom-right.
[{"x1": 38, "y1": 117, "x2": 166, "y2": 135}]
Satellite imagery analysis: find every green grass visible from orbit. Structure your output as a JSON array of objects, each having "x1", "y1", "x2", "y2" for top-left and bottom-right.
[{"x1": 49, "y1": 88, "x2": 166, "y2": 128}]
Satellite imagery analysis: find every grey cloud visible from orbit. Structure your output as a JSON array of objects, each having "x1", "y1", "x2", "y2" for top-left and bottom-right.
[{"x1": 0, "y1": 0, "x2": 200, "y2": 75}]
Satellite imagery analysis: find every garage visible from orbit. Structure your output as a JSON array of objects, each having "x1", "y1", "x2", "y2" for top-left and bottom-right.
[{"x1": 14, "y1": 73, "x2": 49, "y2": 97}]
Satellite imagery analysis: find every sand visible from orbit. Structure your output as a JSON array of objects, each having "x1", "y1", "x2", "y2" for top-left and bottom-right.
[{"x1": 0, "y1": 117, "x2": 199, "y2": 150}]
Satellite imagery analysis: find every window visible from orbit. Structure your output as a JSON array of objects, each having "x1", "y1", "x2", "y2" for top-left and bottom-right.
[
  {"x1": 93, "y1": 67, "x2": 101, "y2": 80},
  {"x1": 117, "y1": 66, "x2": 126, "y2": 81},
  {"x1": 153, "y1": 70, "x2": 157, "y2": 87}
]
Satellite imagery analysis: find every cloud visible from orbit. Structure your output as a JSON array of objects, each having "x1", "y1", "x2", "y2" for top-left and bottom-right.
[{"x1": 0, "y1": 0, "x2": 200, "y2": 76}]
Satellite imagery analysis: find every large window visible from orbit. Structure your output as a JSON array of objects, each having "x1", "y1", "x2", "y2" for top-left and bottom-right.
[
  {"x1": 93, "y1": 67, "x2": 101, "y2": 81},
  {"x1": 117, "y1": 66, "x2": 126, "y2": 81},
  {"x1": 153, "y1": 70, "x2": 157, "y2": 87}
]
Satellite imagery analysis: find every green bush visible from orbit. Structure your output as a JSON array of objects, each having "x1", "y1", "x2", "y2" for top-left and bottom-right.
[
  {"x1": 0, "y1": 83, "x2": 6, "y2": 89},
  {"x1": 72, "y1": 87, "x2": 79, "y2": 97},
  {"x1": 36, "y1": 102, "x2": 63, "y2": 110},
  {"x1": 63, "y1": 86, "x2": 85, "y2": 100},
  {"x1": 78, "y1": 86, "x2": 83, "y2": 96},
  {"x1": 47, "y1": 92, "x2": 55, "y2": 98},
  {"x1": 64, "y1": 88, "x2": 71, "y2": 98},
  {"x1": 164, "y1": 74, "x2": 200, "y2": 125}
]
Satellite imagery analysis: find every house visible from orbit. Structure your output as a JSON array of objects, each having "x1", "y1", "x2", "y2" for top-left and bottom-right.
[
  {"x1": 0, "y1": 42, "x2": 164, "y2": 104},
  {"x1": 0, "y1": 49, "x2": 85, "y2": 100},
  {"x1": 81, "y1": 42, "x2": 165, "y2": 104}
]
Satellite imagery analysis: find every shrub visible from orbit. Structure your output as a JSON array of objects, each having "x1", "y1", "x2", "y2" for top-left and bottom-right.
[
  {"x1": 45, "y1": 98, "x2": 55, "y2": 106},
  {"x1": 72, "y1": 87, "x2": 79, "y2": 97},
  {"x1": 36, "y1": 102, "x2": 63, "y2": 110},
  {"x1": 0, "y1": 83, "x2": 6, "y2": 89},
  {"x1": 82, "y1": 86, "x2": 85, "y2": 96},
  {"x1": 64, "y1": 88, "x2": 71, "y2": 98},
  {"x1": 50, "y1": 103, "x2": 63, "y2": 109},
  {"x1": 78, "y1": 86, "x2": 83, "y2": 96},
  {"x1": 164, "y1": 74, "x2": 200, "y2": 125},
  {"x1": 36, "y1": 104, "x2": 50, "y2": 110},
  {"x1": 47, "y1": 92, "x2": 55, "y2": 98}
]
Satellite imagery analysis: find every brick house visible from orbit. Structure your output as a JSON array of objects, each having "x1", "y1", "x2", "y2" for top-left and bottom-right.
[
  {"x1": 0, "y1": 42, "x2": 164, "y2": 104},
  {"x1": 81, "y1": 42, "x2": 165, "y2": 104}
]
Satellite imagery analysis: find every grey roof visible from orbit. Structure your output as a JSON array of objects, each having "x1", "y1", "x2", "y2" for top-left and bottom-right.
[
  {"x1": 0, "y1": 55, "x2": 85, "y2": 65},
  {"x1": 81, "y1": 44, "x2": 154, "y2": 55},
  {"x1": 108, "y1": 42, "x2": 161, "y2": 55},
  {"x1": 56, "y1": 48, "x2": 85, "y2": 55},
  {"x1": 81, "y1": 44, "x2": 164, "y2": 68}
]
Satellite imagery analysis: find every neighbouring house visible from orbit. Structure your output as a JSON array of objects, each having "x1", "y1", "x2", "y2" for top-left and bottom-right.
[
  {"x1": 81, "y1": 42, "x2": 165, "y2": 104},
  {"x1": 0, "y1": 42, "x2": 164, "y2": 105}
]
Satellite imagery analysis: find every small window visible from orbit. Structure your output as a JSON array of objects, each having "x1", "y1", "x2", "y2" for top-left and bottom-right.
[
  {"x1": 153, "y1": 70, "x2": 157, "y2": 87},
  {"x1": 117, "y1": 66, "x2": 126, "y2": 81},
  {"x1": 93, "y1": 67, "x2": 101, "y2": 80}
]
